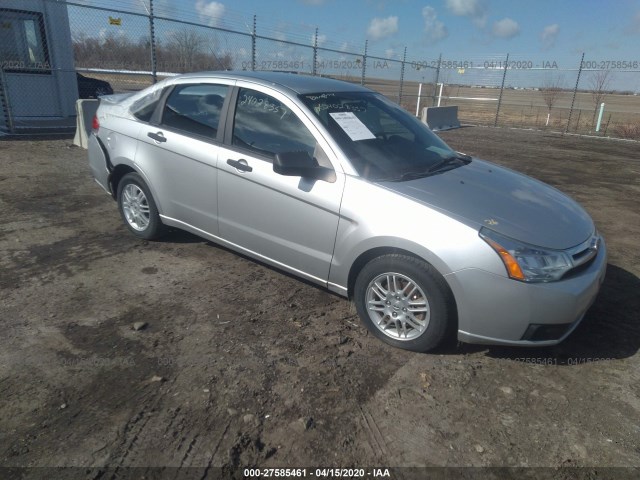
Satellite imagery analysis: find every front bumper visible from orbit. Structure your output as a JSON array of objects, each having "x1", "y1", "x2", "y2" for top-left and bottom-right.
[{"x1": 446, "y1": 237, "x2": 607, "y2": 346}]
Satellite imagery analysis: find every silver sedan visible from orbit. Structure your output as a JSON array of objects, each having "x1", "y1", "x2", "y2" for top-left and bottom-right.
[{"x1": 87, "y1": 71, "x2": 606, "y2": 352}]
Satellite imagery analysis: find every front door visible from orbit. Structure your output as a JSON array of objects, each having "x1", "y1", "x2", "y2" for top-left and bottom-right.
[{"x1": 217, "y1": 85, "x2": 345, "y2": 284}]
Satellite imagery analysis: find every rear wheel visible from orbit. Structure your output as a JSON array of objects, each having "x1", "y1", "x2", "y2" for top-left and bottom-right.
[
  {"x1": 117, "y1": 172, "x2": 167, "y2": 240},
  {"x1": 354, "y1": 254, "x2": 453, "y2": 352}
]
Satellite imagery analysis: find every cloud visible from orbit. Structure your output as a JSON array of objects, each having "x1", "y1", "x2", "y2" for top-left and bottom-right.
[
  {"x1": 422, "y1": 6, "x2": 448, "y2": 43},
  {"x1": 445, "y1": 0, "x2": 487, "y2": 27},
  {"x1": 274, "y1": 31, "x2": 287, "y2": 42},
  {"x1": 540, "y1": 23, "x2": 559, "y2": 49},
  {"x1": 311, "y1": 32, "x2": 327, "y2": 46},
  {"x1": 367, "y1": 16, "x2": 399, "y2": 40},
  {"x1": 195, "y1": 0, "x2": 225, "y2": 27},
  {"x1": 446, "y1": 0, "x2": 482, "y2": 16},
  {"x1": 492, "y1": 17, "x2": 520, "y2": 39}
]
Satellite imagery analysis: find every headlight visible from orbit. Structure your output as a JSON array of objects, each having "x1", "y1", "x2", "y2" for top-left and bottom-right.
[{"x1": 479, "y1": 227, "x2": 572, "y2": 283}]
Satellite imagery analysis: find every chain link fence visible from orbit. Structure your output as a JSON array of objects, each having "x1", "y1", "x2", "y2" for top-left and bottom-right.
[
  {"x1": 255, "y1": 37, "x2": 314, "y2": 75},
  {"x1": 1, "y1": 0, "x2": 639, "y2": 139}
]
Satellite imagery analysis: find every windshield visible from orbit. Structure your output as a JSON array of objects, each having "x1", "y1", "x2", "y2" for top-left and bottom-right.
[{"x1": 300, "y1": 91, "x2": 461, "y2": 181}]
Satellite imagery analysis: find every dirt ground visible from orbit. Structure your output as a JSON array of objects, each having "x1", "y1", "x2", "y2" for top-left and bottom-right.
[{"x1": 1, "y1": 127, "x2": 639, "y2": 479}]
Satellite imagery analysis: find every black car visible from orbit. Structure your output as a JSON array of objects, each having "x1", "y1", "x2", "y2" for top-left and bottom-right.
[{"x1": 77, "y1": 73, "x2": 114, "y2": 99}]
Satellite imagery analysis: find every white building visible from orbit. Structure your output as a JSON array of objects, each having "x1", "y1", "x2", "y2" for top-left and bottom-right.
[{"x1": 1, "y1": 0, "x2": 78, "y2": 133}]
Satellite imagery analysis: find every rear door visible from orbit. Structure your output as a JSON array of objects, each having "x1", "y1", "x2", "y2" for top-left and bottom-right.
[
  {"x1": 135, "y1": 80, "x2": 233, "y2": 236},
  {"x1": 216, "y1": 84, "x2": 345, "y2": 284}
]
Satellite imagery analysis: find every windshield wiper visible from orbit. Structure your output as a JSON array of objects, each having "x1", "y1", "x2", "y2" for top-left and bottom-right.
[
  {"x1": 426, "y1": 154, "x2": 472, "y2": 174},
  {"x1": 389, "y1": 154, "x2": 471, "y2": 182}
]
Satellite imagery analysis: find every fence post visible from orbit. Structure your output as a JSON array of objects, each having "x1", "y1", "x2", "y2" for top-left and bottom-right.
[
  {"x1": 148, "y1": 0, "x2": 157, "y2": 83},
  {"x1": 251, "y1": 15, "x2": 256, "y2": 71},
  {"x1": 564, "y1": 52, "x2": 584, "y2": 134},
  {"x1": 432, "y1": 53, "x2": 441, "y2": 106},
  {"x1": 603, "y1": 113, "x2": 611, "y2": 136},
  {"x1": 361, "y1": 40, "x2": 368, "y2": 86},
  {"x1": 494, "y1": 53, "x2": 509, "y2": 127},
  {"x1": 398, "y1": 46, "x2": 407, "y2": 105},
  {"x1": 312, "y1": 27, "x2": 318, "y2": 76}
]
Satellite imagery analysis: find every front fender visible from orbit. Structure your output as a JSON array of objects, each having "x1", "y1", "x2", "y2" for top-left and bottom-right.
[{"x1": 327, "y1": 176, "x2": 503, "y2": 294}]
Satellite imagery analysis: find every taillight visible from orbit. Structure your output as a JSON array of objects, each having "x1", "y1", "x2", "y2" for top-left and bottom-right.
[{"x1": 92, "y1": 115, "x2": 100, "y2": 131}]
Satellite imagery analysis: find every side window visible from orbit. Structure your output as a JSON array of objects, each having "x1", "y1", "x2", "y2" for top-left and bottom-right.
[
  {"x1": 232, "y1": 88, "x2": 317, "y2": 159},
  {"x1": 161, "y1": 84, "x2": 227, "y2": 139},
  {"x1": 131, "y1": 85, "x2": 165, "y2": 122},
  {"x1": 0, "y1": 9, "x2": 50, "y2": 72}
]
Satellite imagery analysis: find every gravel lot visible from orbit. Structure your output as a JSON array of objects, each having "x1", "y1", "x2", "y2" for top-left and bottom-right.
[{"x1": 0, "y1": 127, "x2": 639, "y2": 478}]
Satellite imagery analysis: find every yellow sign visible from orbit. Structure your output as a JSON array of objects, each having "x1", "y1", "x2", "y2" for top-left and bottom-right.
[
  {"x1": 457, "y1": 68, "x2": 465, "y2": 74},
  {"x1": 108, "y1": 16, "x2": 122, "y2": 26}
]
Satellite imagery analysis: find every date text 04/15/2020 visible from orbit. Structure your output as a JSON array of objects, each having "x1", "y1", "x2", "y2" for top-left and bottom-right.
[{"x1": 243, "y1": 468, "x2": 392, "y2": 477}]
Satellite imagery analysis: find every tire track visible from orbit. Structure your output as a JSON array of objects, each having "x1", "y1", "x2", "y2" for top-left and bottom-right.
[{"x1": 358, "y1": 405, "x2": 388, "y2": 461}]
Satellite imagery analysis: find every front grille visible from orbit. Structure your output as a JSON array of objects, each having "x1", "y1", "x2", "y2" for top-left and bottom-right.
[
  {"x1": 571, "y1": 236, "x2": 599, "y2": 267},
  {"x1": 562, "y1": 234, "x2": 600, "y2": 279}
]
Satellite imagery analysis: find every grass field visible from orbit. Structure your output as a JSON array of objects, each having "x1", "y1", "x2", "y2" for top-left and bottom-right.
[{"x1": 379, "y1": 79, "x2": 640, "y2": 138}]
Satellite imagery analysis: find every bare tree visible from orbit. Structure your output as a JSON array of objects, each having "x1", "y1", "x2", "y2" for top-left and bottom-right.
[
  {"x1": 203, "y1": 37, "x2": 234, "y2": 71},
  {"x1": 540, "y1": 74, "x2": 564, "y2": 113},
  {"x1": 589, "y1": 69, "x2": 612, "y2": 127},
  {"x1": 167, "y1": 29, "x2": 205, "y2": 72},
  {"x1": 72, "y1": 28, "x2": 232, "y2": 74}
]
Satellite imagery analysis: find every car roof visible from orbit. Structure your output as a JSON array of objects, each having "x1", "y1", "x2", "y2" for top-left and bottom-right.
[{"x1": 172, "y1": 70, "x2": 371, "y2": 95}]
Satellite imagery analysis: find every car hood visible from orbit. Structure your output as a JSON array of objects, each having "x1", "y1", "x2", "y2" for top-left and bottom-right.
[{"x1": 377, "y1": 158, "x2": 594, "y2": 250}]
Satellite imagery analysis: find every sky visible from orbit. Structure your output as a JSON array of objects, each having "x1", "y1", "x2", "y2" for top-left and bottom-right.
[
  {"x1": 71, "y1": 0, "x2": 640, "y2": 90},
  {"x1": 144, "y1": 0, "x2": 640, "y2": 61}
]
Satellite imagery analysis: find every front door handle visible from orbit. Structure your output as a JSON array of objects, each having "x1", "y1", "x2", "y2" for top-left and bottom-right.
[
  {"x1": 148, "y1": 131, "x2": 167, "y2": 143},
  {"x1": 227, "y1": 159, "x2": 253, "y2": 172}
]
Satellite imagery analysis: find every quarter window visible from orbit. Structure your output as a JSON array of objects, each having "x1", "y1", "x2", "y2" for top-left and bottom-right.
[
  {"x1": 232, "y1": 88, "x2": 317, "y2": 159},
  {"x1": 161, "y1": 84, "x2": 228, "y2": 139}
]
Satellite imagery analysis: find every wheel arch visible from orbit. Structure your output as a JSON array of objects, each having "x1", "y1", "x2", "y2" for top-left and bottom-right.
[
  {"x1": 109, "y1": 164, "x2": 137, "y2": 200},
  {"x1": 347, "y1": 246, "x2": 446, "y2": 297}
]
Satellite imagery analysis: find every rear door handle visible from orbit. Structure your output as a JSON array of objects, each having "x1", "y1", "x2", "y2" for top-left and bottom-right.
[
  {"x1": 227, "y1": 159, "x2": 253, "y2": 172},
  {"x1": 148, "y1": 131, "x2": 167, "y2": 143}
]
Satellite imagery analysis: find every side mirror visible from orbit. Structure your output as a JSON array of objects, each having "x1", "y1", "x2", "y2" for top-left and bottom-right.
[{"x1": 274, "y1": 151, "x2": 335, "y2": 182}]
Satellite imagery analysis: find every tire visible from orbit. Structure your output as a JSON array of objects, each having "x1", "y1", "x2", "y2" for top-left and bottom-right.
[
  {"x1": 116, "y1": 172, "x2": 167, "y2": 240},
  {"x1": 354, "y1": 254, "x2": 454, "y2": 352}
]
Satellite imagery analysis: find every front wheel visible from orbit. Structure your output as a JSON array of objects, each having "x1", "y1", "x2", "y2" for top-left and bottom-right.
[
  {"x1": 354, "y1": 254, "x2": 454, "y2": 352},
  {"x1": 117, "y1": 172, "x2": 167, "y2": 240}
]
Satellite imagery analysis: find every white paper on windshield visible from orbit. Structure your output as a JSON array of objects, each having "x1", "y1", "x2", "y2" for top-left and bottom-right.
[{"x1": 329, "y1": 112, "x2": 376, "y2": 141}]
